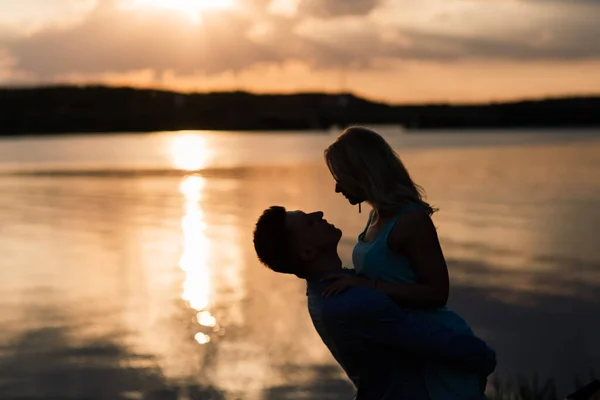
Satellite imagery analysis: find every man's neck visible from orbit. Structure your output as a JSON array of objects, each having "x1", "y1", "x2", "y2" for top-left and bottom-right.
[{"x1": 303, "y1": 253, "x2": 343, "y2": 281}]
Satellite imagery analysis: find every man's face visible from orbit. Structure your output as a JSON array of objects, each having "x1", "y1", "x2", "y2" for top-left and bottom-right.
[{"x1": 285, "y1": 210, "x2": 342, "y2": 262}]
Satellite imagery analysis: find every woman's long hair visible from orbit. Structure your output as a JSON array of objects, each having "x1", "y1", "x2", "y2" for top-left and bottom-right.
[{"x1": 325, "y1": 126, "x2": 437, "y2": 217}]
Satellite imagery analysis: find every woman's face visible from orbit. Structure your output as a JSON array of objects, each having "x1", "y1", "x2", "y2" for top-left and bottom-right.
[
  {"x1": 334, "y1": 178, "x2": 365, "y2": 205},
  {"x1": 326, "y1": 151, "x2": 366, "y2": 205}
]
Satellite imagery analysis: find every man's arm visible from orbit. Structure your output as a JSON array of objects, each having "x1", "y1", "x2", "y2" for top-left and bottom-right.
[{"x1": 329, "y1": 286, "x2": 496, "y2": 376}]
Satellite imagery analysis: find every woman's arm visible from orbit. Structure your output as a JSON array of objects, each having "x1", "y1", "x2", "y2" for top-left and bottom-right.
[{"x1": 378, "y1": 210, "x2": 449, "y2": 309}]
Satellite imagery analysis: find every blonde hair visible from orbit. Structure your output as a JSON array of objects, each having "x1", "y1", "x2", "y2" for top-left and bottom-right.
[{"x1": 324, "y1": 126, "x2": 437, "y2": 217}]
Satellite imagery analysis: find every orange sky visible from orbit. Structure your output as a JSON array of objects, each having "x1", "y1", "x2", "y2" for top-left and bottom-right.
[{"x1": 1, "y1": 0, "x2": 599, "y2": 104}]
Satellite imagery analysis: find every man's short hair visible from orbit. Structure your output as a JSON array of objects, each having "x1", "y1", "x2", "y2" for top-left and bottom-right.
[{"x1": 253, "y1": 206, "x2": 296, "y2": 274}]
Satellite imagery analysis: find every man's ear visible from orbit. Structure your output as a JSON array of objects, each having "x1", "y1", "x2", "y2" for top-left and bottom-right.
[{"x1": 299, "y1": 246, "x2": 317, "y2": 262}]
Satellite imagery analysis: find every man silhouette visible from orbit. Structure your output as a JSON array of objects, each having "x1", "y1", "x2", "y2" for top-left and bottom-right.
[{"x1": 253, "y1": 206, "x2": 496, "y2": 399}]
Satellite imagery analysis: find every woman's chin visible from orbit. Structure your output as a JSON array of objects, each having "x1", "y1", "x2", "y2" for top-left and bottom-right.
[{"x1": 341, "y1": 194, "x2": 363, "y2": 205}]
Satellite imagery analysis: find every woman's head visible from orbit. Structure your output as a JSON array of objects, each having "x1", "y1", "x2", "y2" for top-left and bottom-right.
[{"x1": 324, "y1": 126, "x2": 436, "y2": 216}]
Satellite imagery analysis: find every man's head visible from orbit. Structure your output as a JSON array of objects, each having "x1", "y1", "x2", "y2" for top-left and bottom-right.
[{"x1": 253, "y1": 206, "x2": 342, "y2": 277}]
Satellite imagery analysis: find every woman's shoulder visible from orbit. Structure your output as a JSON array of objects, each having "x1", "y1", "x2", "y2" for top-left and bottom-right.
[
  {"x1": 398, "y1": 201, "x2": 430, "y2": 215},
  {"x1": 388, "y1": 204, "x2": 437, "y2": 246},
  {"x1": 392, "y1": 203, "x2": 432, "y2": 228}
]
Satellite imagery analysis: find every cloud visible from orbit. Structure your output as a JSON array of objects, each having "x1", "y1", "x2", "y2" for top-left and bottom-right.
[
  {"x1": 0, "y1": 0, "x2": 599, "y2": 85},
  {"x1": 0, "y1": 0, "x2": 97, "y2": 36},
  {"x1": 1, "y1": 1, "x2": 389, "y2": 79},
  {"x1": 3, "y1": 5, "x2": 280, "y2": 77},
  {"x1": 398, "y1": 26, "x2": 600, "y2": 62},
  {"x1": 296, "y1": 0, "x2": 383, "y2": 17}
]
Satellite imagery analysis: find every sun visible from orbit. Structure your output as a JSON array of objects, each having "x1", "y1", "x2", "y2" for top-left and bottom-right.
[{"x1": 130, "y1": 0, "x2": 236, "y2": 23}]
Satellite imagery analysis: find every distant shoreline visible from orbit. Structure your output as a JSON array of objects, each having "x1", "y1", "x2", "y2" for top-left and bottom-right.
[{"x1": 1, "y1": 85, "x2": 599, "y2": 136}]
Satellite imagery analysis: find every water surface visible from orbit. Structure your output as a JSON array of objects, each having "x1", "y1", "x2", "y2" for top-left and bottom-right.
[{"x1": 0, "y1": 128, "x2": 599, "y2": 399}]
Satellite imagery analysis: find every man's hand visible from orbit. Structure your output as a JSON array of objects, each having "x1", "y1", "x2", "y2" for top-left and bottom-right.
[{"x1": 321, "y1": 274, "x2": 373, "y2": 297}]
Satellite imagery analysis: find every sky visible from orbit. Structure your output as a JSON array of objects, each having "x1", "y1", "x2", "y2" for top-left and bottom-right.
[{"x1": 0, "y1": 0, "x2": 599, "y2": 104}]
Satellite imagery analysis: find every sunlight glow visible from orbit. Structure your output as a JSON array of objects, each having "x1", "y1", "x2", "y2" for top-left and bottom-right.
[
  {"x1": 130, "y1": 0, "x2": 236, "y2": 23},
  {"x1": 169, "y1": 133, "x2": 209, "y2": 171}
]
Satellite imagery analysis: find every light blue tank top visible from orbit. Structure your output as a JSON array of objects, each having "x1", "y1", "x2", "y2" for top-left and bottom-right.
[{"x1": 352, "y1": 203, "x2": 484, "y2": 400}]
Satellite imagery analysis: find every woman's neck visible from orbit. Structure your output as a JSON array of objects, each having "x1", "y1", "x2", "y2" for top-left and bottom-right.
[{"x1": 370, "y1": 205, "x2": 396, "y2": 225}]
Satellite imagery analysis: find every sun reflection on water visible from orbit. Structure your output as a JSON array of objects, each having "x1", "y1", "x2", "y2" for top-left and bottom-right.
[
  {"x1": 197, "y1": 310, "x2": 217, "y2": 327},
  {"x1": 194, "y1": 332, "x2": 212, "y2": 345},
  {"x1": 178, "y1": 176, "x2": 218, "y2": 344},
  {"x1": 170, "y1": 133, "x2": 210, "y2": 171}
]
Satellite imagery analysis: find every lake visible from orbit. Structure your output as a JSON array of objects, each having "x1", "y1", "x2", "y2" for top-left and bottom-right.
[{"x1": 0, "y1": 127, "x2": 599, "y2": 399}]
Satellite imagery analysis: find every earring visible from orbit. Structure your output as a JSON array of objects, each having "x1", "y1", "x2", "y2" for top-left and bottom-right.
[{"x1": 358, "y1": 202, "x2": 361, "y2": 213}]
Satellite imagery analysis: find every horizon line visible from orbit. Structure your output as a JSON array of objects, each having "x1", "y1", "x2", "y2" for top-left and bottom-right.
[{"x1": 2, "y1": 83, "x2": 600, "y2": 107}]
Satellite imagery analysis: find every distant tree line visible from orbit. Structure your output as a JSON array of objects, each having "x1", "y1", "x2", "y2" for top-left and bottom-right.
[{"x1": 0, "y1": 85, "x2": 599, "y2": 135}]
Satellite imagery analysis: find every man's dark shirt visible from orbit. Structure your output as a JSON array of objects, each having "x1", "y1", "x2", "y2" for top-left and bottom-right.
[{"x1": 306, "y1": 270, "x2": 496, "y2": 400}]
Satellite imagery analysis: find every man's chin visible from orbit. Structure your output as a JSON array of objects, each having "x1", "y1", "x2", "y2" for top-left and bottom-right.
[{"x1": 335, "y1": 228, "x2": 343, "y2": 240}]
